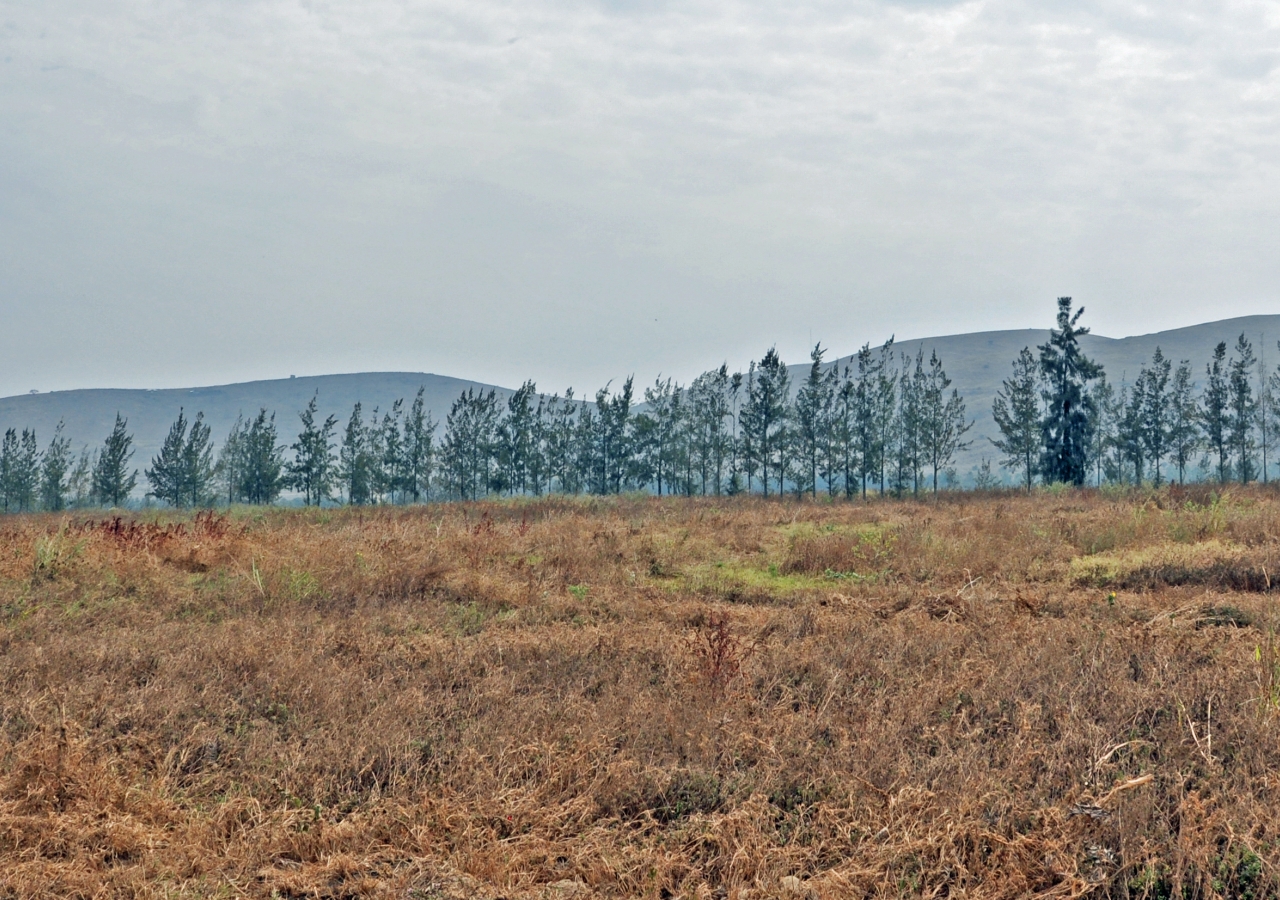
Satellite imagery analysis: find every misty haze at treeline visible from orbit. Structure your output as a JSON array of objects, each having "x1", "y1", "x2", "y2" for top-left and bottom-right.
[{"x1": 1, "y1": 299, "x2": 1279, "y2": 513}]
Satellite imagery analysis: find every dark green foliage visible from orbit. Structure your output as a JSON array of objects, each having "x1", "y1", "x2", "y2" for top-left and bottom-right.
[
  {"x1": 92, "y1": 414, "x2": 138, "y2": 507},
  {"x1": 687, "y1": 365, "x2": 733, "y2": 496},
  {"x1": 1167, "y1": 361, "x2": 1199, "y2": 485},
  {"x1": 288, "y1": 394, "x2": 339, "y2": 506},
  {"x1": 67, "y1": 447, "x2": 94, "y2": 508},
  {"x1": 1201, "y1": 341, "x2": 1230, "y2": 482},
  {"x1": 1117, "y1": 378, "x2": 1146, "y2": 483},
  {"x1": 1086, "y1": 377, "x2": 1114, "y2": 487},
  {"x1": 146, "y1": 409, "x2": 215, "y2": 507},
  {"x1": 1216, "y1": 843, "x2": 1266, "y2": 900},
  {"x1": 0, "y1": 428, "x2": 39, "y2": 513},
  {"x1": 1038, "y1": 297, "x2": 1103, "y2": 486},
  {"x1": 39, "y1": 422, "x2": 72, "y2": 512},
  {"x1": 591, "y1": 377, "x2": 634, "y2": 495},
  {"x1": 1139, "y1": 347, "x2": 1173, "y2": 485},
  {"x1": 498, "y1": 381, "x2": 538, "y2": 496},
  {"x1": 441, "y1": 388, "x2": 500, "y2": 500},
  {"x1": 742, "y1": 349, "x2": 790, "y2": 496},
  {"x1": 1228, "y1": 334, "x2": 1258, "y2": 482},
  {"x1": 893, "y1": 349, "x2": 926, "y2": 495},
  {"x1": 239, "y1": 409, "x2": 287, "y2": 504},
  {"x1": 921, "y1": 349, "x2": 970, "y2": 493},
  {"x1": 992, "y1": 346, "x2": 1041, "y2": 490},
  {"x1": 216, "y1": 415, "x2": 246, "y2": 505},
  {"x1": 793, "y1": 344, "x2": 836, "y2": 498},
  {"x1": 402, "y1": 387, "x2": 436, "y2": 502},
  {"x1": 846, "y1": 340, "x2": 893, "y2": 497},
  {"x1": 634, "y1": 377, "x2": 679, "y2": 496},
  {"x1": 217, "y1": 409, "x2": 286, "y2": 505},
  {"x1": 339, "y1": 402, "x2": 375, "y2": 505}
]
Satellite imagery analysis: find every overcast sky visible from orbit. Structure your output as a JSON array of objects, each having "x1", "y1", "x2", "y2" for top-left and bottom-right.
[{"x1": 2, "y1": 0, "x2": 1278, "y2": 398}]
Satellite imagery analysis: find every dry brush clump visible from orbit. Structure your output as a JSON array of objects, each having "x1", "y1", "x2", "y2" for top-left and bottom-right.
[{"x1": 3, "y1": 489, "x2": 1280, "y2": 898}]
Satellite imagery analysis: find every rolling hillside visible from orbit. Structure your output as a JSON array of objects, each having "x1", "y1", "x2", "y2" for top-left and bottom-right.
[{"x1": 0, "y1": 373, "x2": 516, "y2": 487}]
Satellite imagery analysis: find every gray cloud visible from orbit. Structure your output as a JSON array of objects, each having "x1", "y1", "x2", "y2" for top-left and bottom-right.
[{"x1": 1, "y1": 0, "x2": 1278, "y2": 397}]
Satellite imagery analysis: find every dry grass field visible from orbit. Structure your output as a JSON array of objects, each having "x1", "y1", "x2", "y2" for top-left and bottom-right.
[{"x1": 3, "y1": 488, "x2": 1280, "y2": 899}]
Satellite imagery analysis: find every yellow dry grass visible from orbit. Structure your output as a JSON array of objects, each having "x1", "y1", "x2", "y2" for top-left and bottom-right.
[{"x1": 2, "y1": 487, "x2": 1280, "y2": 898}]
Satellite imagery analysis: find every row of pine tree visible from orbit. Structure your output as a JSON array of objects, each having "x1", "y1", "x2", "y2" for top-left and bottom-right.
[
  {"x1": 991, "y1": 299, "x2": 1280, "y2": 490},
  {"x1": 0, "y1": 299, "x2": 1277, "y2": 511},
  {"x1": 0, "y1": 341, "x2": 971, "y2": 510}
]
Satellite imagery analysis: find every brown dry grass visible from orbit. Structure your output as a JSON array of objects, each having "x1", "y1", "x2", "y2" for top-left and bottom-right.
[{"x1": 3, "y1": 487, "x2": 1280, "y2": 899}]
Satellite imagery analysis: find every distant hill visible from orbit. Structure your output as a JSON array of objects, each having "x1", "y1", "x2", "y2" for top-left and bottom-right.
[
  {"x1": 0, "y1": 373, "x2": 517, "y2": 488},
  {"x1": 3, "y1": 315, "x2": 1279, "y2": 492}
]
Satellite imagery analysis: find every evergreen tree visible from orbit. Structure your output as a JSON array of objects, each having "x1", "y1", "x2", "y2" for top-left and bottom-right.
[
  {"x1": 973, "y1": 458, "x2": 999, "y2": 490},
  {"x1": 874, "y1": 341, "x2": 898, "y2": 494},
  {"x1": 847, "y1": 342, "x2": 884, "y2": 497},
  {"x1": 339, "y1": 403, "x2": 375, "y2": 505},
  {"x1": 695, "y1": 365, "x2": 733, "y2": 496},
  {"x1": 1138, "y1": 348, "x2": 1172, "y2": 485},
  {"x1": 1258, "y1": 340, "x2": 1272, "y2": 483},
  {"x1": 363, "y1": 405, "x2": 386, "y2": 500},
  {"x1": 894, "y1": 350, "x2": 927, "y2": 496},
  {"x1": 592, "y1": 378, "x2": 634, "y2": 495},
  {"x1": 726, "y1": 371, "x2": 745, "y2": 495},
  {"x1": 40, "y1": 422, "x2": 72, "y2": 512},
  {"x1": 544, "y1": 390, "x2": 581, "y2": 495},
  {"x1": 216, "y1": 415, "x2": 247, "y2": 504},
  {"x1": 68, "y1": 447, "x2": 94, "y2": 508},
  {"x1": 920, "y1": 350, "x2": 971, "y2": 493},
  {"x1": 1116, "y1": 378, "x2": 1145, "y2": 483},
  {"x1": 0, "y1": 429, "x2": 18, "y2": 513},
  {"x1": 376, "y1": 400, "x2": 406, "y2": 502},
  {"x1": 1228, "y1": 333, "x2": 1258, "y2": 482},
  {"x1": 288, "y1": 394, "x2": 339, "y2": 506},
  {"x1": 148, "y1": 412, "x2": 190, "y2": 507},
  {"x1": 1167, "y1": 361, "x2": 1199, "y2": 485},
  {"x1": 793, "y1": 344, "x2": 835, "y2": 497},
  {"x1": 0, "y1": 428, "x2": 39, "y2": 513},
  {"x1": 831, "y1": 360, "x2": 858, "y2": 498},
  {"x1": 739, "y1": 364, "x2": 760, "y2": 493},
  {"x1": 184, "y1": 412, "x2": 215, "y2": 506},
  {"x1": 500, "y1": 382, "x2": 538, "y2": 495},
  {"x1": 637, "y1": 377, "x2": 679, "y2": 495},
  {"x1": 991, "y1": 346, "x2": 1041, "y2": 491},
  {"x1": 92, "y1": 414, "x2": 138, "y2": 507},
  {"x1": 240, "y1": 409, "x2": 287, "y2": 504},
  {"x1": 1267, "y1": 346, "x2": 1280, "y2": 486},
  {"x1": 402, "y1": 387, "x2": 436, "y2": 502},
  {"x1": 1087, "y1": 378, "x2": 1115, "y2": 487},
  {"x1": 146, "y1": 409, "x2": 215, "y2": 507},
  {"x1": 1200, "y1": 341, "x2": 1230, "y2": 482},
  {"x1": 440, "y1": 388, "x2": 500, "y2": 500},
  {"x1": 742, "y1": 349, "x2": 790, "y2": 496},
  {"x1": 1038, "y1": 298, "x2": 1103, "y2": 486},
  {"x1": 571, "y1": 401, "x2": 597, "y2": 494}
]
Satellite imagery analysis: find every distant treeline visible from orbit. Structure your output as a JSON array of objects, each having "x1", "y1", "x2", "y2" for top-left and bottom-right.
[
  {"x1": 992, "y1": 298, "x2": 1280, "y2": 490},
  {"x1": 0, "y1": 298, "x2": 1277, "y2": 511},
  {"x1": 0, "y1": 344, "x2": 970, "y2": 510}
]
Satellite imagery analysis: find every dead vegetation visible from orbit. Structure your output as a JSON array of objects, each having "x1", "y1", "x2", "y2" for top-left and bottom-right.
[{"x1": 3, "y1": 487, "x2": 1280, "y2": 898}]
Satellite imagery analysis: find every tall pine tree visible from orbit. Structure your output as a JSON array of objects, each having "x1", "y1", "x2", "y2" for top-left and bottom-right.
[
  {"x1": 1201, "y1": 341, "x2": 1230, "y2": 482},
  {"x1": 991, "y1": 346, "x2": 1041, "y2": 491},
  {"x1": 1038, "y1": 298, "x2": 1102, "y2": 486},
  {"x1": 92, "y1": 414, "x2": 138, "y2": 507},
  {"x1": 289, "y1": 394, "x2": 339, "y2": 506},
  {"x1": 40, "y1": 422, "x2": 72, "y2": 511},
  {"x1": 1228, "y1": 334, "x2": 1258, "y2": 482}
]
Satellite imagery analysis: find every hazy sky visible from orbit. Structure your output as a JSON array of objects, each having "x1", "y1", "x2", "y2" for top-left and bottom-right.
[{"x1": 2, "y1": 0, "x2": 1278, "y2": 398}]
